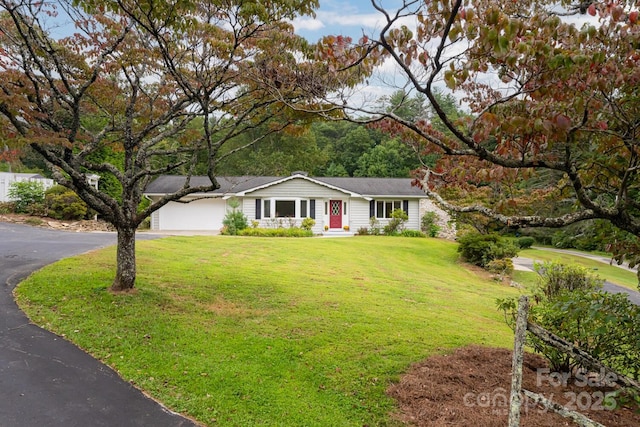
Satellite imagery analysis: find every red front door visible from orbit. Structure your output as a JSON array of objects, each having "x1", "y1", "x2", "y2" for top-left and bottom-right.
[{"x1": 329, "y1": 200, "x2": 342, "y2": 229}]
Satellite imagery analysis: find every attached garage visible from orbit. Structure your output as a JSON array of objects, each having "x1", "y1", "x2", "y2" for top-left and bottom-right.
[{"x1": 155, "y1": 198, "x2": 226, "y2": 231}]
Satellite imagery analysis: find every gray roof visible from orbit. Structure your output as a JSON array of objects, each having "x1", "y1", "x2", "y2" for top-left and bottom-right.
[{"x1": 144, "y1": 174, "x2": 426, "y2": 198}]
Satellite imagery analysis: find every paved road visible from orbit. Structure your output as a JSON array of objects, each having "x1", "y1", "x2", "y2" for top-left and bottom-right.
[
  {"x1": 0, "y1": 222, "x2": 197, "y2": 427},
  {"x1": 513, "y1": 250, "x2": 640, "y2": 306}
]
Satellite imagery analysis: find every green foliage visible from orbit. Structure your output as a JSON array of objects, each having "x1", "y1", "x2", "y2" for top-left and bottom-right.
[
  {"x1": 534, "y1": 262, "x2": 603, "y2": 300},
  {"x1": 0, "y1": 201, "x2": 16, "y2": 214},
  {"x1": 486, "y1": 258, "x2": 514, "y2": 276},
  {"x1": 221, "y1": 199, "x2": 248, "y2": 235},
  {"x1": 516, "y1": 236, "x2": 535, "y2": 249},
  {"x1": 457, "y1": 232, "x2": 519, "y2": 268},
  {"x1": 44, "y1": 185, "x2": 89, "y2": 220},
  {"x1": 8, "y1": 180, "x2": 45, "y2": 214},
  {"x1": 383, "y1": 208, "x2": 408, "y2": 235},
  {"x1": 421, "y1": 211, "x2": 440, "y2": 237},
  {"x1": 238, "y1": 227, "x2": 313, "y2": 237},
  {"x1": 400, "y1": 229, "x2": 425, "y2": 238},
  {"x1": 368, "y1": 216, "x2": 381, "y2": 235},
  {"x1": 498, "y1": 262, "x2": 639, "y2": 379},
  {"x1": 354, "y1": 139, "x2": 412, "y2": 178},
  {"x1": 534, "y1": 290, "x2": 640, "y2": 377},
  {"x1": 356, "y1": 226, "x2": 370, "y2": 235},
  {"x1": 300, "y1": 217, "x2": 315, "y2": 231}
]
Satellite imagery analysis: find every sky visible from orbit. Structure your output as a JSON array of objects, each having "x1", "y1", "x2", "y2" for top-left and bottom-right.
[
  {"x1": 290, "y1": 0, "x2": 417, "y2": 111},
  {"x1": 291, "y1": 0, "x2": 400, "y2": 43}
]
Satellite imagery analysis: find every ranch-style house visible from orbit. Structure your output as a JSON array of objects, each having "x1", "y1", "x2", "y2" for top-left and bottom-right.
[{"x1": 144, "y1": 172, "x2": 452, "y2": 236}]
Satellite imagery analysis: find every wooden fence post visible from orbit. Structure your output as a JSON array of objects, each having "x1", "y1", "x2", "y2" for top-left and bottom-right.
[{"x1": 508, "y1": 295, "x2": 529, "y2": 427}]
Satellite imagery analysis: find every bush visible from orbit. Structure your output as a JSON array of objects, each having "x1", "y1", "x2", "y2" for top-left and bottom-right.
[
  {"x1": 0, "y1": 201, "x2": 16, "y2": 214},
  {"x1": 8, "y1": 181, "x2": 45, "y2": 214},
  {"x1": 238, "y1": 227, "x2": 313, "y2": 237},
  {"x1": 221, "y1": 198, "x2": 248, "y2": 235},
  {"x1": 383, "y1": 208, "x2": 408, "y2": 235},
  {"x1": 533, "y1": 290, "x2": 640, "y2": 377},
  {"x1": 517, "y1": 236, "x2": 535, "y2": 249},
  {"x1": 497, "y1": 262, "x2": 639, "y2": 379},
  {"x1": 300, "y1": 217, "x2": 315, "y2": 231},
  {"x1": 369, "y1": 217, "x2": 381, "y2": 235},
  {"x1": 401, "y1": 229, "x2": 425, "y2": 238},
  {"x1": 421, "y1": 211, "x2": 440, "y2": 237},
  {"x1": 45, "y1": 185, "x2": 88, "y2": 220},
  {"x1": 457, "y1": 232, "x2": 519, "y2": 268},
  {"x1": 486, "y1": 258, "x2": 514, "y2": 276},
  {"x1": 534, "y1": 261, "x2": 603, "y2": 300},
  {"x1": 356, "y1": 227, "x2": 369, "y2": 235}
]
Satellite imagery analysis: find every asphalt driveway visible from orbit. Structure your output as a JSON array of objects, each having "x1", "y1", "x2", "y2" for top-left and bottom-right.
[{"x1": 0, "y1": 222, "x2": 196, "y2": 427}]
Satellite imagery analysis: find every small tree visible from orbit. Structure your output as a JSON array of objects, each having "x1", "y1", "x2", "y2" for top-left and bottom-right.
[
  {"x1": 421, "y1": 211, "x2": 441, "y2": 237},
  {"x1": 222, "y1": 198, "x2": 248, "y2": 236},
  {"x1": 383, "y1": 208, "x2": 408, "y2": 235},
  {"x1": 8, "y1": 181, "x2": 44, "y2": 214}
]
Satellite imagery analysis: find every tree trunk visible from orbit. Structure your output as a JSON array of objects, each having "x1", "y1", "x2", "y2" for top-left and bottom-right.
[{"x1": 111, "y1": 225, "x2": 137, "y2": 291}]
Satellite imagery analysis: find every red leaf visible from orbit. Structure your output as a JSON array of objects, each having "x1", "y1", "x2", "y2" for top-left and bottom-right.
[{"x1": 588, "y1": 3, "x2": 597, "y2": 16}]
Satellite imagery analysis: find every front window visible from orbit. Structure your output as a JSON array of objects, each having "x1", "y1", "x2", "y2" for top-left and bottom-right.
[
  {"x1": 376, "y1": 200, "x2": 402, "y2": 218},
  {"x1": 275, "y1": 200, "x2": 296, "y2": 217},
  {"x1": 261, "y1": 198, "x2": 310, "y2": 219}
]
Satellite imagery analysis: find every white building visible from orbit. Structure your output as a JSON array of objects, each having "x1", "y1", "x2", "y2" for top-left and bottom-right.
[{"x1": 0, "y1": 172, "x2": 55, "y2": 202}]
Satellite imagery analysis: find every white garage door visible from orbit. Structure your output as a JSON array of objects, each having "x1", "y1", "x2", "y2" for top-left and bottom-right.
[{"x1": 159, "y1": 198, "x2": 226, "y2": 231}]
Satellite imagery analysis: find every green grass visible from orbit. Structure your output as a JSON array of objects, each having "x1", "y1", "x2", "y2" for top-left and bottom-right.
[
  {"x1": 16, "y1": 236, "x2": 521, "y2": 426},
  {"x1": 516, "y1": 248, "x2": 639, "y2": 291}
]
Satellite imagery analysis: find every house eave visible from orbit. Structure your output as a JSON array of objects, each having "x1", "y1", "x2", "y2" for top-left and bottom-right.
[{"x1": 236, "y1": 174, "x2": 363, "y2": 198}]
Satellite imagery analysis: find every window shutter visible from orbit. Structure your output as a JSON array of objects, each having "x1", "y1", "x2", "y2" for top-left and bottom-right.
[
  {"x1": 310, "y1": 199, "x2": 316, "y2": 219},
  {"x1": 255, "y1": 199, "x2": 261, "y2": 219},
  {"x1": 369, "y1": 200, "x2": 375, "y2": 218},
  {"x1": 403, "y1": 200, "x2": 409, "y2": 215}
]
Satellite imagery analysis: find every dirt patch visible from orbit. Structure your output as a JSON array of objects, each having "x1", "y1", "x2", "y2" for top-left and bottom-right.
[
  {"x1": 0, "y1": 213, "x2": 114, "y2": 232},
  {"x1": 388, "y1": 346, "x2": 640, "y2": 427}
]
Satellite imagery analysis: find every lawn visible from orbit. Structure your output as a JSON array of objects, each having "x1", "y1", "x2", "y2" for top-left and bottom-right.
[
  {"x1": 515, "y1": 248, "x2": 639, "y2": 291},
  {"x1": 16, "y1": 236, "x2": 521, "y2": 426}
]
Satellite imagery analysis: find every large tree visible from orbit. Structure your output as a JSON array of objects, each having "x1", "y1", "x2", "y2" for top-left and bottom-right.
[
  {"x1": 318, "y1": 0, "x2": 640, "y2": 269},
  {"x1": 0, "y1": 0, "x2": 325, "y2": 290}
]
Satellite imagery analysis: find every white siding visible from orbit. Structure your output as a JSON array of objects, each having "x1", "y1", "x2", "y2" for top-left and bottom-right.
[
  {"x1": 151, "y1": 210, "x2": 160, "y2": 230},
  {"x1": 158, "y1": 198, "x2": 226, "y2": 230},
  {"x1": 248, "y1": 179, "x2": 347, "y2": 198},
  {"x1": 349, "y1": 198, "x2": 372, "y2": 232}
]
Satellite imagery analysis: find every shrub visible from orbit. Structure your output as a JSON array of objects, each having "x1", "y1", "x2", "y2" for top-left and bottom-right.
[
  {"x1": 45, "y1": 185, "x2": 88, "y2": 220},
  {"x1": 369, "y1": 217, "x2": 381, "y2": 235},
  {"x1": 534, "y1": 261, "x2": 603, "y2": 300},
  {"x1": 421, "y1": 211, "x2": 440, "y2": 237},
  {"x1": 0, "y1": 201, "x2": 16, "y2": 214},
  {"x1": 300, "y1": 217, "x2": 315, "y2": 231},
  {"x1": 517, "y1": 236, "x2": 535, "y2": 249},
  {"x1": 401, "y1": 229, "x2": 425, "y2": 238},
  {"x1": 497, "y1": 262, "x2": 640, "y2": 379},
  {"x1": 356, "y1": 227, "x2": 369, "y2": 235},
  {"x1": 533, "y1": 290, "x2": 640, "y2": 377},
  {"x1": 383, "y1": 208, "x2": 408, "y2": 235},
  {"x1": 486, "y1": 258, "x2": 514, "y2": 276},
  {"x1": 457, "y1": 232, "x2": 519, "y2": 268},
  {"x1": 238, "y1": 227, "x2": 313, "y2": 237},
  {"x1": 8, "y1": 181, "x2": 45, "y2": 214},
  {"x1": 221, "y1": 198, "x2": 248, "y2": 235}
]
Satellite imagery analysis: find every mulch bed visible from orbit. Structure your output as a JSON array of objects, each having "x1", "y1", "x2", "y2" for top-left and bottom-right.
[{"x1": 387, "y1": 346, "x2": 640, "y2": 426}]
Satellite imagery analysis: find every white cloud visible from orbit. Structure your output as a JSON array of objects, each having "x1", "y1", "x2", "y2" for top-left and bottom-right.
[{"x1": 290, "y1": 16, "x2": 326, "y2": 32}]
